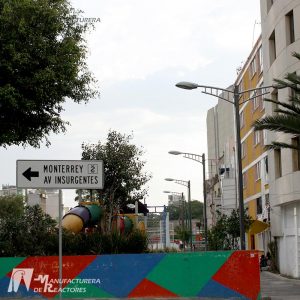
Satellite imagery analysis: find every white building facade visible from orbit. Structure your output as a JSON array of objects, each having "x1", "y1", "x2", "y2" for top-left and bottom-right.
[
  {"x1": 260, "y1": 0, "x2": 300, "y2": 277},
  {"x1": 206, "y1": 87, "x2": 238, "y2": 227}
]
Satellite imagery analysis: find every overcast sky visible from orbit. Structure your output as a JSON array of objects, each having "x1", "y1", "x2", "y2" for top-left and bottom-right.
[{"x1": 0, "y1": 0, "x2": 261, "y2": 208}]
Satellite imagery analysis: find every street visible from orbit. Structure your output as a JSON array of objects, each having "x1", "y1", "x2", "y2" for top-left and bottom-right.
[{"x1": 261, "y1": 271, "x2": 300, "y2": 300}]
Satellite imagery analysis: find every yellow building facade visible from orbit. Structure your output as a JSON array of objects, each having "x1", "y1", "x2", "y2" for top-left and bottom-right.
[{"x1": 235, "y1": 36, "x2": 270, "y2": 251}]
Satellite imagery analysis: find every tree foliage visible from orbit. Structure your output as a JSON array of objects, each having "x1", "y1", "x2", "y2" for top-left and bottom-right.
[
  {"x1": 174, "y1": 226, "x2": 191, "y2": 244},
  {"x1": 253, "y1": 52, "x2": 300, "y2": 151},
  {"x1": 167, "y1": 200, "x2": 203, "y2": 221},
  {"x1": 81, "y1": 130, "x2": 152, "y2": 217},
  {"x1": 0, "y1": 194, "x2": 149, "y2": 256},
  {"x1": 0, "y1": 195, "x2": 57, "y2": 256},
  {"x1": 0, "y1": 194, "x2": 24, "y2": 219},
  {"x1": 0, "y1": 0, "x2": 98, "y2": 147},
  {"x1": 207, "y1": 209, "x2": 253, "y2": 250}
]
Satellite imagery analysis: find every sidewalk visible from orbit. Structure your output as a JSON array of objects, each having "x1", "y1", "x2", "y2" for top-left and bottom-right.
[{"x1": 261, "y1": 270, "x2": 300, "y2": 299}]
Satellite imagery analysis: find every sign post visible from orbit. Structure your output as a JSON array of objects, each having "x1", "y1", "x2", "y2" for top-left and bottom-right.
[
  {"x1": 16, "y1": 160, "x2": 104, "y2": 299},
  {"x1": 58, "y1": 190, "x2": 63, "y2": 300}
]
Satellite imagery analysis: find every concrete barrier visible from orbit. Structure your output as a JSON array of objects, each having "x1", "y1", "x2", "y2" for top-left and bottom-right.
[{"x1": 0, "y1": 251, "x2": 260, "y2": 299}]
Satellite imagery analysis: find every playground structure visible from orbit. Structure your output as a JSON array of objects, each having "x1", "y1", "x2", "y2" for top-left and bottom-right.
[
  {"x1": 62, "y1": 202, "x2": 103, "y2": 234},
  {"x1": 62, "y1": 201, "x2": 146, "y2": 234}
]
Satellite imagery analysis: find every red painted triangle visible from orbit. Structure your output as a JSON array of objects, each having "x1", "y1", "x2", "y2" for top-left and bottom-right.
[
  {"x1": 212, "y1": 251, "x2": 260, "y2": 300},
  {"x1": 128, "y1": 278, "x2": 178, "y2": 298}
]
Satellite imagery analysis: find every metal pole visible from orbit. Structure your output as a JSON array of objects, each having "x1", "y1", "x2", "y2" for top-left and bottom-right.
[
  {"x1": 181, "y1": 192, "x2": 184, "y2": 231},
  {"x1": 58, "y1": 189, "x2": 63, "y2": 299},
  {"x1": 202, "y1": 154, "x2": 208, "y2": 251},
  {"x1": 187, "y1": 181, "x2": 192, "y2": 251},
  {"x1": 163, "y1": 205, "x2": 167, "y2": 249},
  {"x1": 233, "y1": 146, "x2": 238, "y2": 209},
  {"x1": 234, "y1": 85, "x2": 246, "y2": 250}
]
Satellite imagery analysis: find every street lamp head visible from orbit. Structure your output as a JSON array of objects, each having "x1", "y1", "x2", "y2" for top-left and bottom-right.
[
  {"x1": 175, "y1": 81, "x2": 199, "y2": 90},
  {"x1": 168, "y1": 150, "x2": 182, "y2": 155},
  {"x1": 165, "y1": 178, "x2": 174, "y2": 182},
  {"x1": 163, "y1": 191, "x2": 171, "y2": 193},
  {"x1": 127, "y1": 203, "x2": 135, "y2": 209}
]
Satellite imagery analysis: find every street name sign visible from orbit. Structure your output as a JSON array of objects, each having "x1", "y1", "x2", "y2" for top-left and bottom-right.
[{"x1": 17, "y1": 160, "x2": 104, "y2": 189}]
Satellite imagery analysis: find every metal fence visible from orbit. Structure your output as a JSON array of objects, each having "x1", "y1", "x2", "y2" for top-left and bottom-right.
[{"x1": 145, "y1": 206, "x2": 175, "y2": 250}]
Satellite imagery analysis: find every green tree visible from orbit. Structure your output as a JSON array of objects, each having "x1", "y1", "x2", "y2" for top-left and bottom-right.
[
  {"x1": 167, "y1": 203, "x2": 181, "y2": 220},
  {"x1": 167, "y1": 200, "x2": 203, "y2": 221},
  {"x1": 207, "y1": 209, "x2": 253, "y2": 250},
  {"x1": 190, "y1": 200, "x2": 203, "y2": 219},
  {"x1": 174, "y1": 226, "x2": 191, "y2": 248},
  {"x1": 0, "y1": 195, "x2": 58, "y2": 256},
  {"x1": 207, "y1": 212, "x2": 228, "y2": 250},
  {"x1": 0, "y1": 194, "x2": 24, "y2": 219},
  {"x1": 81, "y1": 130, "x2": 152, "y2": 228},
  {"x1": 19, "y1": 205, "x2": 57, "y2": 256},
  {"x1": 253, "y1": 52, "x2": 300, "y2": 150},
  {"x1": 0, "y1": 0, "x2": 98, "y2": 147}
]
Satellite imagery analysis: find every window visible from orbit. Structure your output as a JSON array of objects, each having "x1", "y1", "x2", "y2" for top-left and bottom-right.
[
  {"x1": 255, "y1": 161, "x2": 261, "y2": 180},
  {"x1": 241, "y1": 142, "x2": 246, "y2": 158},
  {"x1": 254, "y1": 131, "x2": 261, "y2": 146},
  {"x1": 252, "y1": 91, "x2": 260, "y2": 110},
  {"x1": 259, "y1": 82, "x2": 264, "y2": 110},
  {"x1": 238, "y1": 80, "x2": 243, "y2": 93},
  {"x1": 243, "y1": 173, "x2": 247, "y2": 188},
  {"x1": 256, "y1": 197, "x2": 262, "y2": 214},
  {"x1": 292, "y1": 136, "x2": 300, "y2": 171},
  {"x1": 263, "y1": 130, "x2": 267, "y2": 145},
  {"x1": 286, "y1": 10, "x2": 295, "y2": 45},
  {"x1": 269, "y1": 30, "x2": 276, "y2": 65},
  {"x1": 274, "y1": 149, "x2": 282, "y2": 178},
  {"x1": 265, "y1": 194, "x2": 270, "y2": 222},
  {"x1": 271, "y1": 89, "x2": 278, "y2": 114},
  {"x1": 258, "y1": 47, "x2": 263, "y2": 73},
  {"x1": 240, "y1": 111, "x2": 245, "y2": 128},
  {"x1": 250, "y1": 234, "x2": 255, "y2": 250},
  {"x1": 250, "y1": 59, "x2": 256, "y2": 77},
  {"x1": 264, "y1": 156, "x2": 269, "y2": 182}
]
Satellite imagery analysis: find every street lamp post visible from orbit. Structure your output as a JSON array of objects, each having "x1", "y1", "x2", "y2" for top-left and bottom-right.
[
  {"x1": 176, "y1": 81, "x2": 274, "y2": 250},
  {"x1": 168, "y1": 151, "x2": 208, "y2": 251},
  {"x1": 165, "y1": 178, "x2": 193, "y2": 251}
]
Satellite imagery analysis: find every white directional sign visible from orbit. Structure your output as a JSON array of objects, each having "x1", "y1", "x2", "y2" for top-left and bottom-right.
[{"x1": 17, "y1": 160, "x2": 104, "y2": 189}]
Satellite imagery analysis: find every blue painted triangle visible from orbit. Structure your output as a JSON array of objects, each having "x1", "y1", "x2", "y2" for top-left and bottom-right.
[
  {"x1": 198, "y1": 279, "x2": 248, "y2": 299},
  {"x1": 77, "y1": 253, "x2": 165, "y2": 297}
]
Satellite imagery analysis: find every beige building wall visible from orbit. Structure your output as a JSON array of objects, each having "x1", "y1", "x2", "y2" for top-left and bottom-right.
[{"x1": 260, "y1": 0, "x2": 300, "y2": 278}]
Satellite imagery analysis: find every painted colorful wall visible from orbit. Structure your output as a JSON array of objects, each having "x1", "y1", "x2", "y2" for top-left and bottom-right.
[{"x1": 0, "y1": 251, "x2": 260, "y2": 299}]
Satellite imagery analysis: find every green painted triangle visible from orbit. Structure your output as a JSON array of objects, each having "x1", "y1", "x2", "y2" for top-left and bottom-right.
[
  {"x1": 257, "y1": 291, "x2": 261, "y2": 300},
  {"x1": 147, "y1": 251, "x2": 233, "y2": 297},
  {"x1": 0, "y1": 257, "x2": 26, "y2": 280},
  {"x1": 54, "y1": 278, "x2": 113, "y2": 298}
]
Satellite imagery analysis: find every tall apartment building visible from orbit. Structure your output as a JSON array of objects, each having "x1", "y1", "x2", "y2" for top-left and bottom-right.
[
  {"x1": 206, "y1": 87, "x2": 237, "y2": 227},
  {"x1": 260, "y1": 0, "x2": 300, "y2": 278},
  {"x1": 235, "y1": 36, "x2": 270, "y2": 252}
]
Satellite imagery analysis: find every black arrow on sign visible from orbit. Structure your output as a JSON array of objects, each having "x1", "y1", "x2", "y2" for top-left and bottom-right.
[{"x1": 22, "y1": 167, "x2": 39, "y2": 181}]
